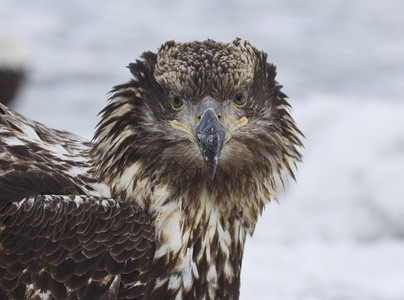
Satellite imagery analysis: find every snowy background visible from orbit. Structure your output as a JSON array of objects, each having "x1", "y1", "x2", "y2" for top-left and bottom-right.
[{"x1": 1, "y1": 0, "x2": 404, "y2": 299}]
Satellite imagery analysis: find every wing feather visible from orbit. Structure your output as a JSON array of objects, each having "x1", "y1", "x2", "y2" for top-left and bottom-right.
[
  {"x1": 0, "y1": 104, "x2": 94, "y2": 205},
  {"x1": 0, "y1": 195, "x2": 155, "y2": 299}
]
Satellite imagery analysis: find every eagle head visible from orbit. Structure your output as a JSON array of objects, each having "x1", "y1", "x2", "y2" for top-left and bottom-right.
[{"x1": 92, "y1": 39, "x2": 303, "y2": 225}]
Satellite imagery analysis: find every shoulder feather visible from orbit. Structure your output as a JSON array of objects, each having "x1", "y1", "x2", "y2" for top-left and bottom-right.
[{"x1": 0, "y1": 194, "x2": 155, "y2": 299}]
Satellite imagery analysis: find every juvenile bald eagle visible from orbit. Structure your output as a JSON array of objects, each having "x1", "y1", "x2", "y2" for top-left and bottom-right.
[{"x1": 0, "y1": 39, "x2": 303, "y2": 299}]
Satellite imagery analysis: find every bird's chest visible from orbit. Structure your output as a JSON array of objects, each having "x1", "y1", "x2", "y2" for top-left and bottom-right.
[{"x1": 148, "y1": 195, "x2": 245, "y2": 299}]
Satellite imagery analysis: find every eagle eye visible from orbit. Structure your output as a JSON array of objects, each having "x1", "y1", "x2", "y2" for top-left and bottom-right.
[
  {"x1": 170, "y1": 94, "x2": 184, "y2": 110},
  {"x1": 233, "y1": 93, "x2": 246, "y2": 107}
]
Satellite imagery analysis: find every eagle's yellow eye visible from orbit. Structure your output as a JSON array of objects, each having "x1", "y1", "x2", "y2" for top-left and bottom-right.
[
  {"x1": 171, "y1": 95, "x2": 184, "y2": 110},
  {"x1": 233, "y1": 93, "x2": 246, "y2": 107}
]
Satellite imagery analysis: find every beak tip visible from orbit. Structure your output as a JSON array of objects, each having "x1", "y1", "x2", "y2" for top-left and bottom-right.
[{"x1": 208, "y1": 162, "x2": 218, "y2": 180}]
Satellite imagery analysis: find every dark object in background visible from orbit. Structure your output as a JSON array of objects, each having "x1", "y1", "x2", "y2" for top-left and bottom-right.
[
  {"x1": 0, "y1": 37, "x2": 27, "y2": 106},
  {"x1": 0, "y1": 68, "x2": 24, "y2": 105}
]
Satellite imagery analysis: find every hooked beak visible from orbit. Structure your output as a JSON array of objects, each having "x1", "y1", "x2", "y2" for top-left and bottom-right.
[
  {"x1": 194, "y1": 107, "x2": 225, "y2": 179},
  {"x1": 171, "y1": 98, "x2": 248, "y2": 180}
]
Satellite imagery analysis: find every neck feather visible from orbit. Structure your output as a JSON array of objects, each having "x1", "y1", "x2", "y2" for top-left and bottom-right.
[
  {"x1": 146, "y1": 185, "x2": 249, "y2": 299},
  {"x1": 101, "y1": 161, "x2": 255, "y2": 299}
]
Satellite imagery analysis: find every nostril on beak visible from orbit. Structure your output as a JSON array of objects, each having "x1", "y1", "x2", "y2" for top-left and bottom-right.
[
  {"x1": 197, "y1": 112, "x2": 221, "y2": 122},
  {"x1": 196, "y1": 99, "x2": 223, "y2": 122}
]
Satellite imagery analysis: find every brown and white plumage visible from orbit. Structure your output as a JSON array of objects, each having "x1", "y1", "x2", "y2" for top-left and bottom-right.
[{"x1": 0, "y1": 39, "x2": 303, "y2": 299}]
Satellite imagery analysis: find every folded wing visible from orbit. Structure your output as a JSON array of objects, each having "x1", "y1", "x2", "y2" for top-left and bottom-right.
[{"x1": 0, "y1": 195, "x2": 155, "y2": 299}]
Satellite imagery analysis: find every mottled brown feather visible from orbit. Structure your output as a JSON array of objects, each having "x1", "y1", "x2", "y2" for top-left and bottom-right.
[{"x1": 0, "y1": 196, "x2": 155, "y2": 299}]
